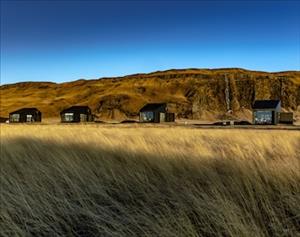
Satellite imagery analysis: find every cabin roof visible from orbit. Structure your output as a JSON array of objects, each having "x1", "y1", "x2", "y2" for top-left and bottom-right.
[
  {"x1": 139, "y1": 103, "x2": 166, "y2": 112},
  {"x1": 9, "y1": 108, "x2": 41, "y2": 115},
  {"x1": 60, "y1": 106, "x2": 91, "y2": 114},
  {"x1": 252, "y1": 100, "x2": 280, "y2": 109}
]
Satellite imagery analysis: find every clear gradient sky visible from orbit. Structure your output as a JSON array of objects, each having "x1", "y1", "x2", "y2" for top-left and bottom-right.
[{"x1": 1, "y1": 1, "x2": 299, "y2": 84}]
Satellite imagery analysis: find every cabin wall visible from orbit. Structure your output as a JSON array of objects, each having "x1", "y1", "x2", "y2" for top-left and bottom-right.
[
  {"x1": 165, "y1": 113, "x2": 175, "y2": 122},
  {"x1": 87, "y1": 114, "x2": 94, "y2": 122},
  {"x1": 61, "y1": 112, "x2": 93, "y2": 122},
  {"x1": 61, "y1": 113, "x2": 80, "y2": 122},
  {"x1": 34, "y1": 113, "x2": 42, "y2": 122},
  {"x1": 9, "y1": 112, "x2": 41, "y2": 123},
  {"x1": 139, "y1": 111, "x2": 175, "y2": 123}
]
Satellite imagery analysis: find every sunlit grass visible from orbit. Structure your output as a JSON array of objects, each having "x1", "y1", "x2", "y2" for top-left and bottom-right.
[{"x1": 1, "y1": 125, "x2": 300, "y2": 236}]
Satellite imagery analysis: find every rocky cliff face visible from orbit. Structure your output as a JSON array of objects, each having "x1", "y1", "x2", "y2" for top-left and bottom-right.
[{"x1": 1, "y1": 68, "x2": 300, "y2": 122}]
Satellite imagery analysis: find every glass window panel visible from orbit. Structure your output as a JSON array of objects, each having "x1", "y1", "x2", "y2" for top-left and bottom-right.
[
  {"x1": 11, "y1": 114, "x2": 20, "y2": 122},
  {"x1": 141, "y1": 112, "x2": 154, "y2": 122},
  {"x1": 26, "y1": 114, "x2": 33, "y2": 122},
  {"x1": 64, "y1": 113, "x2": 74, "y2": 121},
  {"x1": 254, "y1": 111, "x2": 272, "y2": 124}
]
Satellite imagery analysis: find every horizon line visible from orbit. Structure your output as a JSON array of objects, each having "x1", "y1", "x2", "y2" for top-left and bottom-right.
[{"x1": 1, "y1": 67, "x2": 299, "y2": 86}]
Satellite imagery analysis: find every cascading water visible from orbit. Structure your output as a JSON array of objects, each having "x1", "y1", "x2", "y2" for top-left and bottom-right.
[
  {"x1": 280, "y1": 76, "x2": 285, "y2": 98},
  {"x1": 224, "y1": 74, "x2": 231, "y2": 112}
]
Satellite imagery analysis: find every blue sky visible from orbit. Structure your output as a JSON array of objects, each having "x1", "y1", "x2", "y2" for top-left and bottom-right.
[{"x1": 1, "y1": 1, "x2": 299, "y2": 84}]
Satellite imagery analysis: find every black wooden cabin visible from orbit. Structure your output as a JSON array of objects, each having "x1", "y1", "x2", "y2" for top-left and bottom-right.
[
  {"x1": 9, "y1": 108, "x2": 42, "y2": 123},
  {"x1": 60, "y1": 106, "x2": 93, "y2": 122},
  {"x1": 252, "y1": 100, "x2": 281, "y2": 125},
  {"x1": 139, "y1": 103, "x2": 175, "y2": 123}
]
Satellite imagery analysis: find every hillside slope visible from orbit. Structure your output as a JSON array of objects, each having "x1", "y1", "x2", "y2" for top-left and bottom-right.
[{"x1": 1, "y1": 68, "x2": 300, "y2": 122}]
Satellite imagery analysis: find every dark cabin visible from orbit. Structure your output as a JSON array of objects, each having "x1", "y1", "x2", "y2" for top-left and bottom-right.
[
  {"x1": 252, "y1": 100, "x2": 281, "y2": 125},
  {"x1": 278, "y1": 112, "x2": 293, "y2": 124},
  {"x1": 60, "y1": 106, "x2": 93, "y2": 123},
  {"x1": 9, "y1": 108, "x2": 42, "y2": 123},
  {"x1": 139, "y1": 103, "x2": 175, "y2": 123}
]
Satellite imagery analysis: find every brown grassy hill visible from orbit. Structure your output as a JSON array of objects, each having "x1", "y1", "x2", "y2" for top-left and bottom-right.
[{"x1": 1, "y1": 68, "x2": 300, "y2": 122}]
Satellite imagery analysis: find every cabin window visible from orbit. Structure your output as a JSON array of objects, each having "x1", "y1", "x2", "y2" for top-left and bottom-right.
[
  {"x1": 10, "y1": 114, "x2": 20, "y2": 122},
  {"x1": 26, "y1": 114, "x2": 33, "y2": 122},
  {"x1": 140, "y1": 112, "x2": 154, "y2": 122},
  {"x1": 64, "y1": 113, "x2": 74, "y2": 121},
  {"x1": 254, "y1": 111, "x2": 272, "y2": 124}
]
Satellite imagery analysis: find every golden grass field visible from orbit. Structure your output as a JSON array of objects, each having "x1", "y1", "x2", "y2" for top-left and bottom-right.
[{"x1": 1, "y1": 125, "x2": 300, "y2": 236}]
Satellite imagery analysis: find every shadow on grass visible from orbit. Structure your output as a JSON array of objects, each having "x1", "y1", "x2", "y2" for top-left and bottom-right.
[{"x1": 1, "y1": 138, "x2": 299, "y2": 237}]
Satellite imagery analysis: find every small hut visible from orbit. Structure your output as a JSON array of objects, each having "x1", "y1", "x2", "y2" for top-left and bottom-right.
[
  {"x1": 278, "y1": 112, "x2": 293, "y2": 124},
  {"x1": 9, "y1": 108, "x2": 42, "y2": 123},
  {"x1": 60, "y1": 106, "x2": 93, "y2": 122},
  {"x1": 139, "y1": 103, "x2": 175, "y2": 123},
  {"x1": 252, "y1": 100, "x2": 281, "y2": 125}
]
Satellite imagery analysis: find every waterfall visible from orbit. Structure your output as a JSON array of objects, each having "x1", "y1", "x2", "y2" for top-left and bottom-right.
[
  {"x1": 280, "y1": 76, "x2": 285, "y2": 98},
  {"x1": 224, "y1": 74, "x2": 231, "y2": 112}
]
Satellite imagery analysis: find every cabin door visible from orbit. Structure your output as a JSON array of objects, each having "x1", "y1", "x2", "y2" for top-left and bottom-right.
[
  {"x1": 159, "y1": 113, "x2": 165, "y2": 122},
  {"x1": 80, "y1": 114, "x2": 87, "y2": 122}
]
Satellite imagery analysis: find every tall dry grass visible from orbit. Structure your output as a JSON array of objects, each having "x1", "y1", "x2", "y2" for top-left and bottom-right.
[{"x1": 1, "y1": 125, "x2": 300, "y2": 237}]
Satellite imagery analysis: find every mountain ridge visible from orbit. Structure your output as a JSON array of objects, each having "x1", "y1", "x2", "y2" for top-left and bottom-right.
[
  {"x1": 3, "y1": 68, "x2": 300, "y2": 87},
  {"x1": 1, "y1": 68, "x2": 300, "y2": 122}
]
